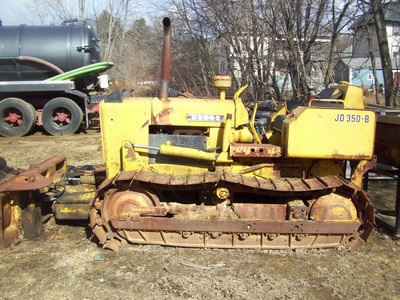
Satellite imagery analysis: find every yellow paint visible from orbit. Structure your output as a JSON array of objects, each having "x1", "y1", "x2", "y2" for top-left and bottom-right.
[
  {"x1": 310, "y1": 193, "x2": 357, "y2": 221},
  {"x1": 233, "y1": 127, "x2": 254, "y2": 143},
  {"x1": 331, "y1": 82, "x2": 365, "y2": 109},
  {"x1": 100, "y1": 98, "x2": 152, "y2": 178},
  {"x1": 59, "y1": 207, "x2": 79, "y2": 213},
  {"x1": 253, "y1": 167, "x2": 280, "y2": 180},
  {"x1": 308, "y1": 160, "x2": 345, "y2": 178},
  {"x1": 213, "y1": 75, "x2": 232, "y2": 100},
  {"x1": 100, "y1": 90, "x2": 252, "y2": 179},
  {"x1": 160, "y1": 142, "x2": 217, "y2": 161},
  {"x1": 100, "y1": 81, "x2": 375, "y2": 186},
  {"x1": 222, "y1": 116, "x2": 233, "y2": 152},
  {"x1": 282, "y1": 106, "x2": 376, "y2": 159},
  {"x1": 233, "y1": 85, "x2": 250, "y2": 127},
  {"x1": 122, "y1": 141, "x2": 143, "y2": 171},
  {"x1": 264, "y1": 102, "x2": 288, "y2": 144},
  {"x1": 249, "y1": 103, "x2": 261, "y2": 144}
]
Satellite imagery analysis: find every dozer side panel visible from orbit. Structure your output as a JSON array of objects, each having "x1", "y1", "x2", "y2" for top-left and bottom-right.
[
  {"x1": 100, "y1": 98, "x2": 153, "y2": 179},
  {"x1": 282, "y1": 106, "x2": 376, "y2": 159}
]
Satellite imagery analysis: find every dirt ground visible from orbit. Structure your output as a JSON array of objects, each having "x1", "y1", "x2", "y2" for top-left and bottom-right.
[{"x1": 0, "y1": 128, "x2": 399, "y2": 300}]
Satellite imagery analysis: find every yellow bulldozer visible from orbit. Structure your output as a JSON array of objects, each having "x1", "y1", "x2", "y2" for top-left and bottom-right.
[{"x1": 1, "y1": 17, "x2": 376, "y2": 251}]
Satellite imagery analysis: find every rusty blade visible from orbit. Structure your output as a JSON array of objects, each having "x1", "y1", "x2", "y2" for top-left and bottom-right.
[{"x1": 0, "y1": 155, "x2": 66, "y2": 192}]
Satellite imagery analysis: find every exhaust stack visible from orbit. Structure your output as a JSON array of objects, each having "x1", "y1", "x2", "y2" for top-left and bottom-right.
[{"x1": 160, "y1": 17, "x2": 171, "y2": 100}]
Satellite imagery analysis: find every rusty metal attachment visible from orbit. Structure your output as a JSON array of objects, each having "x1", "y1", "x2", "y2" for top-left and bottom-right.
[{"x1": 0, "y1": 156, "x2": 66, "y2": 249}]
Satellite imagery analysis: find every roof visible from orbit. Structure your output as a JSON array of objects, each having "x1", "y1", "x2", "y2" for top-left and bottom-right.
[
  {"x1": 352, "y1": 2, "x2": 400, "y2": 29},
  {"x1": 341, "y1": 57, "x2": 375, "y2": 69},
  {"x1": 340, "y1": 56, "x2": 399, "y2": 69},
  {"x1": 384, "y1": 1, "x2": 400, "y2": 21}
]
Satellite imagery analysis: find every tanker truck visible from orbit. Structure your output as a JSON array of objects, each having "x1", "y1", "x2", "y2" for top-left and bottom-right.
[{"x1": 0, "y1": 19, "x2": 113, "y2": 137}]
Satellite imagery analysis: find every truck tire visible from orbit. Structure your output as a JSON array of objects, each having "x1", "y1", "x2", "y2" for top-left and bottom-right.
[
  {"x1": 0, "y1": 98, "x2": 36, "y2": 137},
  {"x1": 42, "y1": 97, "x2": 83, "y2": 136}
]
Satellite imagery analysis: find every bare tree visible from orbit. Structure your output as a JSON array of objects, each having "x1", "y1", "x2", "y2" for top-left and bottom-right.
[
  {"x1": 169, "y1": 0, "x2": 218, "y2": 96},
  {"x1": 96, "y1": 10, "x2": 123, "y2": 64},
  {"x1": 168, "y1": 0, "x2": 364, "y2": 101},
  {"x1": 370, "y1": 0, "x2": 397, "y2": 107},
  {"x1": 357, "y1": 0, "x2": 381, "y2": 104},
  {"x1": 24, "y1": 0, "x2": 88, "y2": 24},
  {"x1": 356, "y1": 0, "x2": 398, "y2": 106},
  {"x1": 261, "y1": 0, "x2": 332, "y2": 98},
  {"x1": 170, "y1": 0, "x2": 278, "y2": 101},
  {"x1": 322, "y1": 0, "x2": 357, "y2": 88}
]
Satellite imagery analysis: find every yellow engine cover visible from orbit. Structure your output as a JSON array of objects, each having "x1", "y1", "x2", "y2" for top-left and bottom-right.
[
  {"x1": 282, "y1": 106, "x2": 376, "y2": 159},
  {"x1": 99, "y1": 95, "x2": 251, "y2": 179}
]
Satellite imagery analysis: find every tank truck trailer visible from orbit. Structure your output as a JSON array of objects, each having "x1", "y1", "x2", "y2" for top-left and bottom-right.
[
  {"x1": 0, "y1": 18, "x2": 377, "y2": 251},
  {"x1": 0, "y1": 19, "x2": 113, "y2": 137}
]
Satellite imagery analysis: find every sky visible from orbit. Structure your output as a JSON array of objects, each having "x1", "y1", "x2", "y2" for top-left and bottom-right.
[
  {"x1": 0, "y1": 0, "x2": 168, "y2": 26},
  {"x1": 0, "y1": 0, "x2": 26, "y2": 25}
]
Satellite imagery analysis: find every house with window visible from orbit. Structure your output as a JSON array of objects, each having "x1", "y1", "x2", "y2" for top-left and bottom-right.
[{"x1": 336, "y1": 2, "x2": 400, "y2": 87}]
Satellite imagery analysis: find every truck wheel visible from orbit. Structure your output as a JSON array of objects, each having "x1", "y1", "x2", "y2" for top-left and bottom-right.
[
  {"x1": 42, "y1": 97, "x2": 83, "y2": 136},
  {"x1": 0, "y1": 98, "x2": 36, "y2": 137}
]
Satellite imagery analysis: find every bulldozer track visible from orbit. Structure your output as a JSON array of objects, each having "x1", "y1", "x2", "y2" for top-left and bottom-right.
[
  {"x1": 90, "y1": 169, "x2": 374, "y2": 251},
  {"x1": 114, "y1": 169, "x2": 345, "y2": 194}
]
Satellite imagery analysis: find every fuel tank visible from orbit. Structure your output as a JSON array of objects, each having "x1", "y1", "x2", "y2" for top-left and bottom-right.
[{"x1": 0, "y1": 20, "x2": 101, "y2": 85}]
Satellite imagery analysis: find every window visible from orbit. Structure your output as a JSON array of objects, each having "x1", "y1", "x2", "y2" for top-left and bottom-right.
[
  {"x1": 367, "y1": 74, "x2": 373, "y2": 81},
  {"x1": 393, "y1": 46, "x2": 400, "y2": 58},
  {"x1": 393, "y1": 23, "x2": 400, "y2": 36}
]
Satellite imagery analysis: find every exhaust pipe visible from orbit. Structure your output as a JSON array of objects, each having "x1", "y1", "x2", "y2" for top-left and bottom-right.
[{"x1": 160, "y1": 17, "x2": 171, "y2": 100}]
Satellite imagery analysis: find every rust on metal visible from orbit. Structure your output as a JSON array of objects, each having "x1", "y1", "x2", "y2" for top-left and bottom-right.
[
  {"x1": 287, "y1": 200, "x2": 308, "y2": 220},
  {"x1": 105, "y1": 187, "x2": 161, "y2": 220},
  {"x1": 120, "y1": 229, "x2": 354, "y2": 249},
  {"x1": 114, "y1": 167, "x2": 343, "y2": 194},
  {"x1": 350, "y1": 155, "x2": 377, "y2": 187},
  {"x1": 0, "y1": 155, "x2": 67, "y2": 249},
  {"x1": 91, "y1": 165, "x2": 374, "y2": 250},
  {"x1": 309, "y1": 194, "x2": 357, "y2": 221},
  {"x1": 109, "y1": 217, "x2": 360, "y2": 235},
  {"x1": 160, "y1": 17, "x2": 171, "y2": 101},
  {"x1": 54, "y1": 184, "x2": 98, "y2": 220},
  {"x1": 232, "y1": 203, "x2": 286, "y2": 220},
  {"x1": 0, "y1": 155, "x2": 66, "y2": 192},
  {"x1": 374, "y1": 114, "x2": 400, "y2": 166},
  {"x1": 230, "y1": 143, "x2": 282, "y2": 158},
  {"x1": 152, "y1": 99, "x2": 173, "y2": 125}
]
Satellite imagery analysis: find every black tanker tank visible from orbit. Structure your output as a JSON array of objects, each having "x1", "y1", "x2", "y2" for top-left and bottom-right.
[{"x1": 0, "y1": 19, "x2": 101, "y2": 89}]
